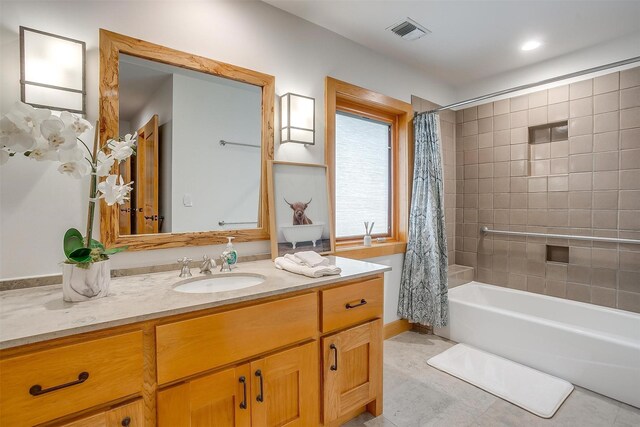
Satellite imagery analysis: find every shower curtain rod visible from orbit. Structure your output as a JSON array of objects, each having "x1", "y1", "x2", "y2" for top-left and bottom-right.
[{"x1": 419, "y1": 56, "x2": 640, "y2": 116}]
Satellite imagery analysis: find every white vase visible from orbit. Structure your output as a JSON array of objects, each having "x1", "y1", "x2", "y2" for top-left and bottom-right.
[{"x1": 62, "y1": 259, "x2": 111, "y2": 302}]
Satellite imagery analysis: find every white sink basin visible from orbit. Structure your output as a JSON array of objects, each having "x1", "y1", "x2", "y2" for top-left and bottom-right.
[{"x1": 174, "y1": 274, "x2": 266, "y2": 294}]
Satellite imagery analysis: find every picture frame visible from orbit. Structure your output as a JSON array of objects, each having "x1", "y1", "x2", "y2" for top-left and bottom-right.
[{"x1": 267, "y1": 161, "x2": 335, "y2": 259}]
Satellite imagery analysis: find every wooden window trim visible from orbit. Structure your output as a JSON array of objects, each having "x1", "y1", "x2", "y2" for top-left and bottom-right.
[{"x1": 325, "y1": 77, "x2": 413, "y2": 259}]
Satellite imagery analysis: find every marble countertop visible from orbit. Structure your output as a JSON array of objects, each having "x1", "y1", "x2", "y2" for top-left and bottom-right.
[{"x1": 0, "y1": 256, "x2": 390, "y2": 350}]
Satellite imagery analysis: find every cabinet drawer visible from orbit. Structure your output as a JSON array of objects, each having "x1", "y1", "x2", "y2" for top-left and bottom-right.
[
  {"x1": 321, "y1": 277, "x2": 383, "y2": 333},
  {"x1": 0, "y1": 331, "x2": 144, "y2": 427},
  {"x1": 56, "y1": 398, "x2": 144, "y2": 427},
  {"x1": 156, "y1": 292, "x2": 318, "y2": 384}
]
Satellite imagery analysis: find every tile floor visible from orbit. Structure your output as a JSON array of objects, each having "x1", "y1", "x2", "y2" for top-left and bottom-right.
[{"x1": 342, "y1": 332, "x2": 640, "y2": 427}]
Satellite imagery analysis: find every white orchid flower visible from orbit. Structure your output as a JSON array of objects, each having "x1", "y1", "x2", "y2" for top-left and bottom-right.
[
  {"x1": 108, "y1": 132, "x2": 136, "y2": 161},
  {"x1": 26, "y1": 142, "x2": 59, "y2": 162},
  {"x1": 0, "y1": 116, "x2": 38, "y2": 152},
  {"x1": 41, "y1": 117, "x2": 78, "y2": 151},
  {"x1": 58, "y1": 144, "x2": 85, "y2": 163},
  {"x1": 58, "y1": 161, "x2": 90, "y2": 179},
  {"x1": 0, "y1": 149, "x2": 10, "y2": 165},
  {"x1": 97, "y1": 174, "x2": 133, "y2": 206},
  {"x1": 60, "y1": 111, "x2": 92, "y2": 136},
  {"x1": 95, "y1": 151, "x2": 115, "y2": 177},
  {"x1": 5, "y1": 101, "x2": 50, "y2": 136}
]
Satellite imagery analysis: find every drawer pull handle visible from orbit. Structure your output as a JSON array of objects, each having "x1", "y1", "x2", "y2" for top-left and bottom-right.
[
  {"x1": 239, "y1": 376, "x2": 247, "y2": 409},
  {"x1": 330, "y1": 344, "x2": 338, "y2": 371},
  {"x1": 121, "y1": 416, "x2": 131, "y2": 426},
  {"x1": 255, "y1": 370, "x2": 264, "y2": 402},
  {"x1": 345, "y1": 299, "x2": 367, "y2": 309},
  {"x1": 29, "y1": 371, "x2": 89, "y2": 396}
]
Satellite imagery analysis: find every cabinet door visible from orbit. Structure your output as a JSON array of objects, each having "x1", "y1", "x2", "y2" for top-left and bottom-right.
[
  {"x1": 157, "y1": 365, "x2": 251, "y2": 427},
  {"x1": 57, "y1": 399, "x2": 143, "y2": 427},
  {"x1": 322, "y1": 320, "x2": 382, "y2": 423},
  {"x1": 251, "y1": 342, "x2": 318, "y2": 427}
]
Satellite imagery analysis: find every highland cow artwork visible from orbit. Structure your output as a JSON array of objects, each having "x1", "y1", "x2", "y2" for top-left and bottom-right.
[
  {"x1": 285, "y1": 198, "x2": 313, "y2": 225},
  {"x1": 268, "y1": 161, "x2": 335, "y2": 258}
]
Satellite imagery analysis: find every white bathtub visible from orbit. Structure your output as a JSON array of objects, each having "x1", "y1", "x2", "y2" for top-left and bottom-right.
[
  {"x1": 435, "y1": 282, "x2": 640, "y2": 408},
  {"x1": 280, "y1": 223, "x2": 324, "y2": 249}
]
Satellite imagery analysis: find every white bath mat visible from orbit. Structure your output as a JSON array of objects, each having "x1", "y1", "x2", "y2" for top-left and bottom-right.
[{"x1": 427, "y1": 344, "x2": 574, "y2": 418}]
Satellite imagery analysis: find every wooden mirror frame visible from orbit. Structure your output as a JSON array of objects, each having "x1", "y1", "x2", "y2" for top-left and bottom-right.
[{"x1": 99, "y1": 29, "x2": 274, "y2": 250}]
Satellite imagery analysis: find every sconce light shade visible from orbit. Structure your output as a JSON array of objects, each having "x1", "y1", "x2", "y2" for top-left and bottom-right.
[
  {"x1": 281, "y1": 93, "x2": 315, "y2": 145},
  {"x1": 20, "y1": 26, "x2": 86, "y2": 114}
]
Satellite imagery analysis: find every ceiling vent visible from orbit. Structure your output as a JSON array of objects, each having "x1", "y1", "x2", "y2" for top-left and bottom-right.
[{"x1": 387, "y1": 18, "x2": 431, "y2": 41}]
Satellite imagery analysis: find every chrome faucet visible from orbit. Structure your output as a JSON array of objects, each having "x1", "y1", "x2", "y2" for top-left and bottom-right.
[
  {"x1": 219, "y1": 254, "x2": 232, "y2": 272},
  {"x1": 177, "y1": 257, "x2": 193, "y2": 278},
  {"x1": 200, "y1": 255, "x2": 215, "y2": 275}
]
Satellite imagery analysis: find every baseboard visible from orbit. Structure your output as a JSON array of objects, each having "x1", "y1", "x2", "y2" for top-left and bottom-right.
[{"x1": 383, "y1": 319, "x2": 412, "y2": 339}]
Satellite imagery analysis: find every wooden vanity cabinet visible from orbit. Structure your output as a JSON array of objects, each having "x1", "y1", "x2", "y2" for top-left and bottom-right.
[
  {"x1": 0, "y1": 273, "x2": 385, "y2": 427},
  {"x1": 156, "y1": 342, "x2": 318, "y2": 427},
  {"x1": 0, "y1": 331, "x2": 144, "y2": 427},
  {"x1": 319, "y1": 277, "x2": 384, "y2": 425},
  {"x1": 155, "y1": 293, "x2": 317, "y2": 385},
  {"x1": 321, "y1": 320, "x2": 383, "y2": 424}
]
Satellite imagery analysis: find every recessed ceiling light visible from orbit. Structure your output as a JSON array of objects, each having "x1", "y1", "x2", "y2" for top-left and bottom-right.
[{"x1": 521, "y1": 40, "x2": 542, "y2": 51}]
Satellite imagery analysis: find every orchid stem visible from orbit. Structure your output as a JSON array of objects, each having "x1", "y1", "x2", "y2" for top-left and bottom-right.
[
  {"x1": 84, "y1": 122, "x2": 100, "y2": 248},
  {"x1": 78, "y1": 138, "x2": 94, "y2": 161}
]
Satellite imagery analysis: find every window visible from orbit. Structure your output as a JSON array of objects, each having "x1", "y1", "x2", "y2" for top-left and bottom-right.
[
  {"x1": 325, "y1": 77, "x2": 412, "y2": 258},
  {"x1": 335, "y1": 112, "x2": 391, "y2": 239}
]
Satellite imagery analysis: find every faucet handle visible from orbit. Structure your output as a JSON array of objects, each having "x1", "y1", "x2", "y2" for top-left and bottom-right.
[
  {"x1": 219, "y1": 254, "x2": 231, "y2": 272},
  {"x1": 178, "y1": 257, "x2": 193, "y2": 278},
  {"x1": 200, "y1": 255, "x2": 215, "y2": 274}
]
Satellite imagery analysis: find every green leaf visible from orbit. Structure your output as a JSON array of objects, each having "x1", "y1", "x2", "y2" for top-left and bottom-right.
[
  {"x1": 68, "y1": 247, "x2": 93, "y2": 263},
  {"x1": 104, "y1": 246, "x2": 128, "y2": 255},
  {"x1": 89, "y1": 239, "x2": 105, "y2": 252},
  {"x1": 63, "y1": 228, "x2": 92, "y2": 263},
  {"x1": 63, "y1": 228, "x2": 84, "y2": 257}
]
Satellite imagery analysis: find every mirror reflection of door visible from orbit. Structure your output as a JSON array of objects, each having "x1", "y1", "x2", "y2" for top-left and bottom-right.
[
  {"x1": 136, "y1": 114, "x2": 159, "y2": 234},
  {"x1": 118, "y1": 157, "x2": 133, "y2": 235}
]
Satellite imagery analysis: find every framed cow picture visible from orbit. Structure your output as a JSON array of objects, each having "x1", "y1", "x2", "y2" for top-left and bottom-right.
[{"x1": 267, "y1": 161, "x2": 335, "y2": 258}]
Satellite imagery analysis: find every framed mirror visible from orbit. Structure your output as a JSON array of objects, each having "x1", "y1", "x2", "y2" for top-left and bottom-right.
[{"x1": 99, "y1": 29, "x2": 274, "y2": 250}]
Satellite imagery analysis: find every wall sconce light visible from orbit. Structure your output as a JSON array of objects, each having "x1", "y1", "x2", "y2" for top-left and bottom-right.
[
  {"x1": 20, "y1": 26, "x2": 86, "y2": 114},
  {"x1": 280, "y1": 93, "x2": 315, "y2": 145}
]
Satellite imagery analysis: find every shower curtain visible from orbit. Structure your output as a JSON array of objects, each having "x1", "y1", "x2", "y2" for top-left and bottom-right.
[{"x1": 398, "y1": 112, "x2": 449, "y2": 327}]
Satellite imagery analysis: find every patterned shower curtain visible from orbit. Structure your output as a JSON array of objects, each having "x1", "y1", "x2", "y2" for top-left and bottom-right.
[{"x1": 397, "y1": 112, "x2": 449, "y2": 327}]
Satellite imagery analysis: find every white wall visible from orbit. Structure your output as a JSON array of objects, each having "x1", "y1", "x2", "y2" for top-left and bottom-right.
[
  {"x1": 455, "y1": 32, "x2": 640, "y2": 107},
  {"x1": 171, "y1": 72, "x2": 262, "y2": 233},
  {"x1": 0, "y1": 0, "x2": 455, "y2": 326},
  {"x1": 130, "y1": 76, "x2": 173, "y2": 134}
]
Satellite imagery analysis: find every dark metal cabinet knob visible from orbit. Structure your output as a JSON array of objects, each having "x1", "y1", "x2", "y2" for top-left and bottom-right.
[{"x1": 121, "y1": 416, "x2": 131, "y2": 426}]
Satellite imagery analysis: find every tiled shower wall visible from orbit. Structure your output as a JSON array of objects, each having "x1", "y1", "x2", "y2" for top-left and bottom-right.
[
  {"x1": 412, "y1": 96, "x2": 456, "y2": 264},
  {"x1": 454, "y1": 66, "x2": 640, "y2": 313}
]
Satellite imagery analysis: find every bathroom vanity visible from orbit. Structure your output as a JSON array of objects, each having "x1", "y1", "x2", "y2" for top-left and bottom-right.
[{"x1": 0, "y1": 257, "x2": 389, "y2": 426}]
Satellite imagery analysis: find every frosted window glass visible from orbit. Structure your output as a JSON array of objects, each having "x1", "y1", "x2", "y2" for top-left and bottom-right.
[
  {"x1": 23, "y1": 30, "x2": 83, "y2": 90},
  {"x1": 335, "y1": 112, "x2": 390, "y2": 238},
  {"x1": 289, "y1": 95, "x2": 313, "y2": 129},
  {"x1": 290, "y1": 128, "x2": 314, "y2": 144},
  {"x1": 25, "y1": 85, "x2": 83, "y2": 111}
]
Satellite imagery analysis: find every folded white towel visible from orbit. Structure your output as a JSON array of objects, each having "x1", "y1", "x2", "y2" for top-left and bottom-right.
[
  {"x1": 284, "y1": 253, "x2": 305, "y2": 265},
  {"x1": 293, "y1": 251, "x2": 330, "y2": 268},
  {"x1": 275, "y1": 256, "x2": 341, "y2": 278}
]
